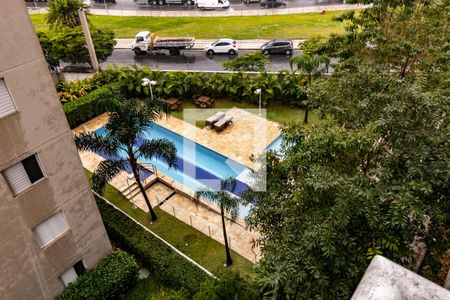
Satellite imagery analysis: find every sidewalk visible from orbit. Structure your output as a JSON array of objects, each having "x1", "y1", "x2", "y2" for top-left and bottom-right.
[
  {"x1": 115, "y1": 38, "x2": 305, "y2": 50},
  {"x1": 28, "y1": 4, "x2": 369, "y2": 17}
]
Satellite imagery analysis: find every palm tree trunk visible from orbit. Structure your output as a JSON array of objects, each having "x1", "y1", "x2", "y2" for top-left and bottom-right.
[
  {"x1": 220, "y1": 204, "x2": 233, "y2": 266},
  {"x1": 303, "y1": 108, "x2": 309, "y2": 124},
  {"x1": 130, "y1": 158, "x2": 157, "y2": 222}
]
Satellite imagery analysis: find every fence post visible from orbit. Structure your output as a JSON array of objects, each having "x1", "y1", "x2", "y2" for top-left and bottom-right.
[
  {"x1": 208, "y1": 225, "x2": 211, "y2": 237},
  {"x1": 189, "y1": 215, "x2": 193, "y2": 226},
  {"x1": 172, "y1": 206, "x2": 176, "y2": 217}
]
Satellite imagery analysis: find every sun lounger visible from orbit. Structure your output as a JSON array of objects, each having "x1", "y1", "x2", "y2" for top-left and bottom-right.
[
  {"x1": 213, "y1": 114, "x2": 233, "y2": 132},
  {"x1": 206, "y1": 111, "x2": 225, "y2": 127}
]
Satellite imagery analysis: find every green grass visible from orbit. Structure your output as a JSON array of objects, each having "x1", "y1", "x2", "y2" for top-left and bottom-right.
[
  {"x1": 172, "y1": 99, "x2": 320, "y2": 125},
  {"x1": 124, "y1": 277, "x2": 179, "y2": 300},
  {"x1": 30, "y1": 12, "x2": 346, "y2": 39},
  {"x1": 85, "y1": 170, "x2": 254, "y2": 277}
]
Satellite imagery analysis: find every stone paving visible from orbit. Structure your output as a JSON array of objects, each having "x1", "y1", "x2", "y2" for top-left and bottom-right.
[{"x1": 157, "y1": 107, "x2": 281, "y2": 169}]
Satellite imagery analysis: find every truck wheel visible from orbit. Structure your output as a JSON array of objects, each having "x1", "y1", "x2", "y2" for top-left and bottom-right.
[
  {"x1": 207, "y1": 49, "x2": 214, "y2": 55},
  {"x1": 134, "y1": 48, "x2": 142, "y2": 56},
  {"x1": 169, "y1": 49, "x2": 180, "y2": 55},
  {"x1": 228, "y1": 49, "x2": 236, "y2": 55}
]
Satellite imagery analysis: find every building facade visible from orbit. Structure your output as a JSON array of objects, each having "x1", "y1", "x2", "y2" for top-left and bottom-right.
[{"x1": 0, "y1": 1, "x2": 111, "y2": 299}]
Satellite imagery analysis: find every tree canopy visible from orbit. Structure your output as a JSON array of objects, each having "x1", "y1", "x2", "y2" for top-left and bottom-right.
[
  {"x1": 38, "y1": 27, "x2": 116, "y2": 68},
  {"x1": 244, "y1": 0, "x2": 450, "y2": 298}
]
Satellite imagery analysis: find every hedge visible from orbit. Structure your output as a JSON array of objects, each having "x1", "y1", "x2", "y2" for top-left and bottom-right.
[
  {"x1": 96, "y1": 197, "x2": 209, "y2": 296},
  {"x1": 57, "y1": 250, "x2": 139, "y2": 300},
  {"x1": 63, "y1": 82, "x2": 120, "y2": 129}
]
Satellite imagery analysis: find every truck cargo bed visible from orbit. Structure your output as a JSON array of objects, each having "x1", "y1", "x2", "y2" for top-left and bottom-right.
[{"x1": 153, "y1": 37, "x2": 195, "y2": 49}]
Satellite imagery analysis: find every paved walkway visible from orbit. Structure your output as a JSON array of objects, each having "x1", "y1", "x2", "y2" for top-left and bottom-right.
[{"x1": 28, "y1": 4, "x2": 369, "y2": 17}]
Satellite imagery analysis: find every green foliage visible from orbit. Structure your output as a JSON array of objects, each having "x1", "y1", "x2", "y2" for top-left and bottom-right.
[
  {"x1": 223, "y1": 52, "x2": 270, "y2": 72},
  {"x1": 245, "y1": 56, "x2": 450, "y2": 300},
  {"x1": 46, "y1": 0, "x2": 87, "y2": 29},
  {"x1": 299, "y1": 34, "x2": 328, "y2": 55},
  {"x1": 56, "y1": 250, "x2": 139, "y2": 300},
  {"x1": 48, "y1": 26, "x2": 116, "y2": 67},
  {"x1": 37, "y1": 26, "x2": 116, "y2": 68},
  {"x1": 193, "y1": 271, "x2": 258, "y2": 300},
  {"x1": 57, "y1": 79, "x2": 94, "y2": 103},
  {"x1": 325, "y1": 0, "x2": 449, "y2": 76},
  {"x1": 63, "y1": 82, "x2": 120, "y2": 128},
  {"x1": 96, "y1": 198, "x2": 209, "y2": 296},
  {"x1": 37, "y1": 31, "x2": 60, "y2": 71}
]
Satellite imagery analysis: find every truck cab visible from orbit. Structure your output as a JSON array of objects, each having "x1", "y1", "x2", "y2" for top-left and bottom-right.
[
  {"x1": 131, "y1": 31, "x2": 151, "y2": 55},
  {"x1": 197, "y1": 0, "x2": 230, "y2": 9}
]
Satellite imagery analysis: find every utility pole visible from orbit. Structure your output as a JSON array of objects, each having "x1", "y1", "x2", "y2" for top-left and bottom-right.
[{"x1": 77, "y1": 8, "x2": 99, "y2": 72}]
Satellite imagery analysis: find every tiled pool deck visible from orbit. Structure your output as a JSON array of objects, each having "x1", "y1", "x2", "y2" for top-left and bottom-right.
[{"x1": 75, "y1": 108, "x2": 278, "y2": 262}]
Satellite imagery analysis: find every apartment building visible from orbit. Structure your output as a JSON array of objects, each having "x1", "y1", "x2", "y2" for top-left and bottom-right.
[{"x1": 0, "y1": 1, "x2": 111, "y2": 299}]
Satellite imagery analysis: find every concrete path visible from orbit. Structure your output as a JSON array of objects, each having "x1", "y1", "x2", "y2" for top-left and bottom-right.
[{"x1": 28, "y1": 3, "x2": 369, "y2": 17}]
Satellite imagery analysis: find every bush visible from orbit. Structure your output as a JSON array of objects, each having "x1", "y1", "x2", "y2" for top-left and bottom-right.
[
  {"x1": 96, "y1": 198, "x2": 209, "y2": 296},
  {"x1": 57, "y1": 250, "x2": 139, "y2": 300},
  {"x1": 63, "y1": 82, "x2": 120, "y2": 128}
]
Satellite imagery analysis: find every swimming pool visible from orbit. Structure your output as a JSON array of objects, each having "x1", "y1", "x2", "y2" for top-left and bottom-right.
[{"x1": 95, "y1": 123, "x2": 253, "y2": 217}]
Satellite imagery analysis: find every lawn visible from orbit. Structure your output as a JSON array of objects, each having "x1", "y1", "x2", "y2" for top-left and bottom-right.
[
  {"x1": 85, "y1": 170, "x2": 254, "y2": 277},
  {"x1": 172, "y1": 98, "x2": 320, "y2": 125},
  {"x1": 30, "y1": 11, "x2": 346, "y2": 39}
]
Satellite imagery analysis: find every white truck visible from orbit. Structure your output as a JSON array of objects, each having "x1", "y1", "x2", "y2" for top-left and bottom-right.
[
  {"x1": 131, "y1": 31, "x2": 195, "y2": 56},
  {"x1": 136, "y1": 0, "x2": 230, "y2": 9}
]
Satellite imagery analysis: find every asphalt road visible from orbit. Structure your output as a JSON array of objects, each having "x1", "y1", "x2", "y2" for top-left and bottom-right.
[
  {"x1": 26, "y1": 0, "x2": 344, "y2": 11},
  {"x1": 101, "y1": 49, "x2": 300, "y2": 71}
]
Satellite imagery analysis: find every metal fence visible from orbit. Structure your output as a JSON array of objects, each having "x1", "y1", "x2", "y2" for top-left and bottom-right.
[{"x1": 160, "y1": 198, "x2": 259, "y2": 262}]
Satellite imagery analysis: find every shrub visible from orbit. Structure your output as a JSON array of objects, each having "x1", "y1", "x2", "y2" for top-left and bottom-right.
[
  {"x1": 63, "y1": 82, "x2": 120, "y2": 128},
  {"x1": 96, "y1": 198, "x2": 209, "y2": 296},
  {"x1": 223, "y1": 52, "x2": 270, "y2": 72},
  {"x1": 57, "y1": 79, "x2": 94, "y2": 103},
  {"x1": 57, "y1": 250, "x2": 139, "y2": 300}
]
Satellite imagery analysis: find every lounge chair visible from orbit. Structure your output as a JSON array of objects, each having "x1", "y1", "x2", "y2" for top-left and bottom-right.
[
  {"x1": 213, "y1": 114, "x2": 233, "y2": 132},
  {"x1": 206, "y1": 111, "x2": 225, "y2": 127}
]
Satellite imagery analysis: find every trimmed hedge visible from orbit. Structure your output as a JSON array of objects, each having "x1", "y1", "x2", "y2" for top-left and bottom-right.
[
  {"x1": 96, "y1": 197, "x2": 209, "y2": 296},
  {"x1": 57, "y1": 250, "x2": 139, "y2": 300},
  {"x1": 63, "y1": 82, "x2": 120, "y2": 129}
]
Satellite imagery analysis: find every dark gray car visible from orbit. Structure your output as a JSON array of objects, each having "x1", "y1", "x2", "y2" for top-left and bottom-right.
[{"x1": 261, "y1": 39, "x2": 294, "y2": 55}]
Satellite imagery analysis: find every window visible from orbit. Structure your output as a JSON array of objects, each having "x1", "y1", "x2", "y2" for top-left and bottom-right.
[
  {"x1": 0, "y1": 79, "x2": 17, "y2": 118},
  {"x1": 60, "y1": 267, "x2": 78, "y2": 287},
  {"x1": 33, "y1": 211, "x2": 70, "y2": 248},
  {"x1": 60, "y1": 260, "x2": 85, "y2": 287},
  {"x1": 3, "y1": 154, "x2": 44, "y2": 195}
]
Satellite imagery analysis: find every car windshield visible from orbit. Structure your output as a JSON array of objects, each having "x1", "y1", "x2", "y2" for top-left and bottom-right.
[{"x1": 211, "y1": 40, "x2": 220, "y2": 46}]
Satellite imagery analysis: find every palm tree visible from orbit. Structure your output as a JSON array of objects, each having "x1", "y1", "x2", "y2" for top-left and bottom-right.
[
  {"x1": 46, "y1": 0, "x2": 88, "y2": 29},
  {"x1": 289, "y1": 54, "x2": 330, "y2": 123},
  {"x1": 75, "y1": 98, "x2": 177, "y2": 222},
  {"x1": 195, "y1": 178, "x2": 240, "y2": 266}
]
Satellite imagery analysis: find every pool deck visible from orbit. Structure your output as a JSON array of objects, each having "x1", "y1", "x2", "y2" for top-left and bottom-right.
[
  {"x1": 79, "y1": 149, "x2": 261, "y2": 262},
  {"x1": 159, "y1": 108, "x2": 281, "y2": 170},
  {"x1": 73, "y1": 108, "x2": 281, "y2": 170},
  {"x1": 74, "y1": 108, "x2": 273, "y2": 263}
]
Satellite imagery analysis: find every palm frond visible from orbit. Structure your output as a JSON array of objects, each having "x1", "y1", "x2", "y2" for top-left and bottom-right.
[
  {"x1": 74, "y1": 132, "x2": 119, "y2": 157},
  {"x1": 91, "y1": 159, "x2": 127, "y2": 193},
  {"x1": 138, "y1": 138, "x2": 177, "y2": 168}
]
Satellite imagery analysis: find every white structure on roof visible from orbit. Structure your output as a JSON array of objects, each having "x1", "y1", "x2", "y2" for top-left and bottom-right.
[{"x1": 351, "y1": 255, "x2": 450, "y2": 300}]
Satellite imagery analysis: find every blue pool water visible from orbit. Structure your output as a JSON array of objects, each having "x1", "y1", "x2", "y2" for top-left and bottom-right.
[{"x1": 95, "y1": 123, "x2": 254, "y2": 217}]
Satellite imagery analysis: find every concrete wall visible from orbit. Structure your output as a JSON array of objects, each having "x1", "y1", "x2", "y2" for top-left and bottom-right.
[{"x1": 0, "y1": 0, "x2": 111, "y2": 299}]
